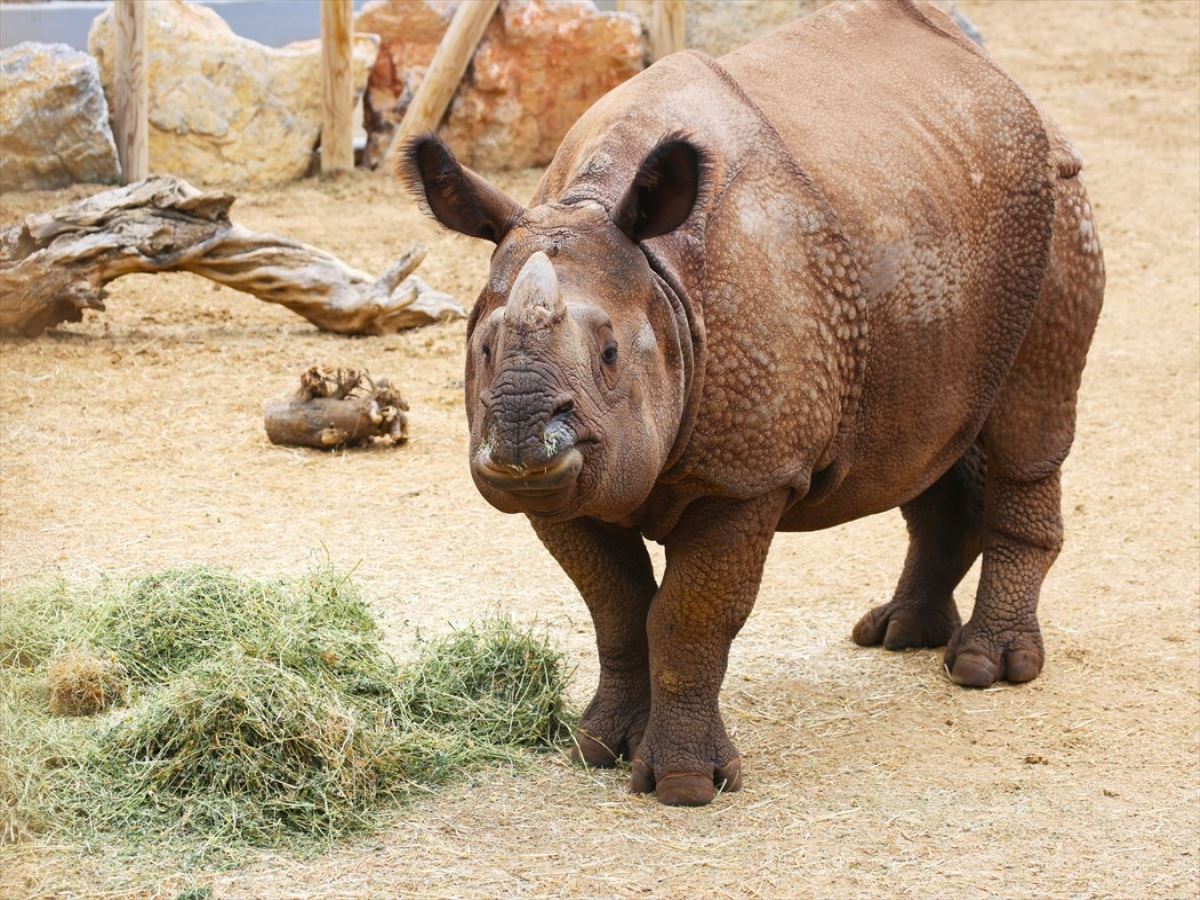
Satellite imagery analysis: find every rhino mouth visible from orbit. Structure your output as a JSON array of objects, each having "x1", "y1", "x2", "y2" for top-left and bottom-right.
[{"x1": 472, "y1": 446, "x2": 584, "y2": 498}]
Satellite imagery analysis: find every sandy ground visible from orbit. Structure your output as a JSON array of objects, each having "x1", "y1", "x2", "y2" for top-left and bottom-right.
[{"x1": 2, "y1": 1, "x2": 1198, "y2": 897}]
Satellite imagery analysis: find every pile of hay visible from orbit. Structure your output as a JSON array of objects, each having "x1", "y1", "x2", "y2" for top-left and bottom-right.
[
  {"x1": 92, "y1": 567, "x2": 388, "y2": 686},
  {"x1": 0, "y1": 567, "x2": 573, "y2": 849},
  {"x1": 396, "y1": 619, "x2": 574, "y2": 748},
  {"x1": 97, "y1": 652, "x2": 407, "y2": 841}
]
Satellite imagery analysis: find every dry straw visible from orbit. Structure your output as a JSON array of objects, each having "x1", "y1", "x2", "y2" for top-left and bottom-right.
[
  {"x1": 46, "y1": 649, "x2": 128, "y2": 716},
  {"x1": 0, "y1": 567, "x2": 574, "y2": 851}
]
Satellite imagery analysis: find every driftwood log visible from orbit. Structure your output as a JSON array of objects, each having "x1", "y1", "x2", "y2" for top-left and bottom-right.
[
  {"x1": 265, "y1": 366, "x2": 408, "y2": 449},
  {"x1": 0, "y1": 175, "x2": 464, "y2": 337}
]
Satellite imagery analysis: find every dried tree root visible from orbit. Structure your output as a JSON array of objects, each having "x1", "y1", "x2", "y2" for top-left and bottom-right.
[
  {"x1": 264, "y1": 366, "x2": 408, "y2": 449},
  {"x1": 0, "y1": 176, "x2": 464, "y2": 337}
]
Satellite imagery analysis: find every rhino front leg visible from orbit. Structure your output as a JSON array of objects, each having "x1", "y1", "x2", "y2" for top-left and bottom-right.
[
  {"x1": 631, "y1": 491, "x2": 788, "y2": 806},
  {"x1": 529, "y1": 516, "x2": 657, "y2": 767}
]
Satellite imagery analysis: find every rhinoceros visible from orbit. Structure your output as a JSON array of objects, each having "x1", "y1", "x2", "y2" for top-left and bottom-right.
[{"x1": 401, "y1": 0, "x2": 1104, "y2": 806}]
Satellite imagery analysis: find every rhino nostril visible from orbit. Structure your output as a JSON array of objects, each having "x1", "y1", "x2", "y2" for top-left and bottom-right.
[{"x1": 551, "y1": 398, "x2": 574, "y2": 419}]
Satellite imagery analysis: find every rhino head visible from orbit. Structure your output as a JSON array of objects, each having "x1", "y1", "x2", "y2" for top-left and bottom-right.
[{"x1": 401, "y1": 135, "x2": 702, "y2": 521}]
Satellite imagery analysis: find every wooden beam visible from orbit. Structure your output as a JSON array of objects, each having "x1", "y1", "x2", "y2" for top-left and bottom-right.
[
  {"x1": 321, "y1": 0, "x2": 355, "y2": 174},
  {"x1": 647, "y1": 0, "x2": 685, "y2": 62},
  {"x1": 113, "y1": 0, "x2": 148, "y2": 183},
  {"x1": 383, "y1": 0, "x2": 499, "y2": 169}
]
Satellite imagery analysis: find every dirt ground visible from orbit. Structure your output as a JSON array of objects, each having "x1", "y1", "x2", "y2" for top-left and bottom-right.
[{"x1": 2, "y1": 1, "x2": 1198, "y2": 897}]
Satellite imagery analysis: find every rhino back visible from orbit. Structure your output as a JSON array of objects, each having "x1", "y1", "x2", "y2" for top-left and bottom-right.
[{"x1": 531, "y1": 0, "x2": 1056, "y2": 519}]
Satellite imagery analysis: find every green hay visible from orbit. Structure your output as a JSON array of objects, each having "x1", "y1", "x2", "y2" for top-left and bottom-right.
[
  {"x1": 95, "y1": 652, "x2": 405, "y2": 843},
  {"x1": 0, "y1": 578, "x2": 91, "y2": 668},
  {"x1": 92, "y1": 567, "x2": 385, "y2": 687},
  {"x1": 0, "y1": 670, "x2": 48, "y2": 842},
  {"x1": 0, "y1": 667, "x2": 99, "y2": 843},
  {"x1": 0, "y1": 567, "x2": 574, "y2": 853},
  {"x1": 396, "y1": 619, "x2": 573, "y2": 748}
]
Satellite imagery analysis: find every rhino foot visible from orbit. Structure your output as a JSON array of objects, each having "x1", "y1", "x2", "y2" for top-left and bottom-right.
[
  {"x1": 570, "y1": 679, "x2": 650, "y2": 768},
  {"x1": 571, "y1": 722, "x2": 645, "y2": 769},
  {"x1": 628, "y1": 721, "x2": 742, "y2": 807},
  {"x1": 944, "y1": 620, "x2": 1044, "y2": 687},
  {"x1": 630, "y1": 757, "x2": 742, "y2": 807},
  {"x1": 851, "y1": 595, "x2": 961, "y2": 650}
]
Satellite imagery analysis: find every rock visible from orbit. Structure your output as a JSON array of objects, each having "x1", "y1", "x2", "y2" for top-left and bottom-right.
[
  {"x1": 0, "y1": 42, "x2": 120, "y2": 192},
  {"x1": 358, "y1": 0, "x2": 643, "y2": 171},
  {"x1": 88, "y1": 0, "x2": 379, "y2": 187},
  {"x1": 621, "y1": 0, "x2": 822, "y2": 59},
  {"x1": 621, "y1": 0, "x2": 983, "y2": 59}
]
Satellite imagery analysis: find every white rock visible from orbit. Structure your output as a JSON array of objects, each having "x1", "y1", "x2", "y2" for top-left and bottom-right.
[
  {"x1": 0, "y1": 42, "x2": 120, "y2": 192},
  {"x1": 89, "y1": 0, "x2": 379, "y2": 187}
]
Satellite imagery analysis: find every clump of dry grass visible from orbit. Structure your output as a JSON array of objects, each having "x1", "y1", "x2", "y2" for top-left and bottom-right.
[
  {"x1": 47, "y1": 650, "x2": 127, "y2": 716},
  {"x1": 0, "y1": 567, "x2": 574, "y2": 852}
]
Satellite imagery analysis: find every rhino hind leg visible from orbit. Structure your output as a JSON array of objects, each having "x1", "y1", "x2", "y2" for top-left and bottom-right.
[
  {"x1": 852, "y1": 445, "x2": 985, "y2": 650},
  {"x1": 944, "y1": 173, "x2": 1104, "y2": 688},
  {"x1": 943, "y1": 468, "x2": 1060, "y2": 687}
]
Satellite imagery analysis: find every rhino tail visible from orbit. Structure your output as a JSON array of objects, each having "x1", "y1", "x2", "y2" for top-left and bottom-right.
[{"x1": 1041, "y1": 114, "x2": 1084, "y2": 180}]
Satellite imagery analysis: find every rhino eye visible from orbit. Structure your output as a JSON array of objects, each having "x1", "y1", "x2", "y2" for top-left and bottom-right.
[{"x1": 601, "y1": 341, "x2": 618, "y2": 366}]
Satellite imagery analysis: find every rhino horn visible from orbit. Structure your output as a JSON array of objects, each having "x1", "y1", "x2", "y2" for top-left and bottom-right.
[{"x1": 505, "y1": 251, "x2": 565, "y2": 332}]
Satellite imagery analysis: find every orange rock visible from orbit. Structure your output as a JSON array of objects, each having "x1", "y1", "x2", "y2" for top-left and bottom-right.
[{"x1": 358, "y1": 0, "x2": 644, "y2": 171}]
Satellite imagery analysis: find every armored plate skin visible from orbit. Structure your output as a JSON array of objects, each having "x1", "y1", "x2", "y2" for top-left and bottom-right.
[{"x1": 402, "y1": 0, "x2": 1104, "y2": 806}]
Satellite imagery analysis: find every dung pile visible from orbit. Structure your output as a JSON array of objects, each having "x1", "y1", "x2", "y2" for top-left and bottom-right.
[{"x1": 0, "y1": 568, "x2": 573, "y2": 848}]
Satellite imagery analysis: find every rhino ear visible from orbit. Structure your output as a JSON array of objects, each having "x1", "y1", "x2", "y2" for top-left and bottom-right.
[
  {"x1": 613, "y1": 137, "x2": 703, "y2": 242},
  {"x1": 398, "y1": 134, "x2": 525, "y2": 243}
]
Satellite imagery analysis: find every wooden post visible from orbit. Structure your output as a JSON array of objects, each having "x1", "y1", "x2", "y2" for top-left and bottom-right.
[
  {"x1": 321, "y1": 0, "x2": 355, "y2": 174},
  {"x1": 113, "y1": 0, "x2": 148, "y2": 183},
  {"x1": 383, "y1": 0, "x2": 499, "y2": 169},
  {"x1": 647, "y1": 0, "x2": 685, "y2": 62}
]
